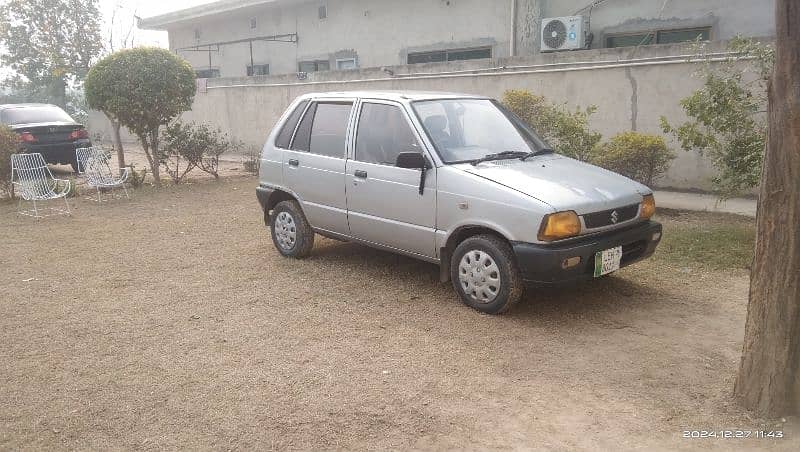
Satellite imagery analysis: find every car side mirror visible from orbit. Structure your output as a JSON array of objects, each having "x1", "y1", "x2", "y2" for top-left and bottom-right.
[{"x1": 396, "y1": 152, "x2": 426, "y2": 169}]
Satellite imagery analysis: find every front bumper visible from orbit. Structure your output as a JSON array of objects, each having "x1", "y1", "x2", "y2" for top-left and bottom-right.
[
  {"x1": 22, "y1": 139, "x2": 91, "y2": 165},
  {"x1": 512, "y1": 220, "x2": 662, "y2": 284}
]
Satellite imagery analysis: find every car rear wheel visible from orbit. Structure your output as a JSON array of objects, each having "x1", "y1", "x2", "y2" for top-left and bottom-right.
[
  {"x1": 270, "y1": 200, "x2": 315, "y2": 258},
  {"x1": 450, "y1": 235, "x2": 524, "y2": 314}
]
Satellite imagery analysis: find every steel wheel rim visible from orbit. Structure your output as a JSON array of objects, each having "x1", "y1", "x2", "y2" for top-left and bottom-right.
[
  {"x1": 274, "y1": 211, "x2": 297, "y2": 250},
  {"x1": 458, "y1": 250, "x2": 501, "y2": 304}
]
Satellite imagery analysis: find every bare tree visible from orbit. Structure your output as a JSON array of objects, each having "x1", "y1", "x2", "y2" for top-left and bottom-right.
[
  {"x1": 734, "y1": 0, "x2": 800, "y2": 417},
  {"x1": 104, "y1": 3, "x2": 139, "y2": 169}
]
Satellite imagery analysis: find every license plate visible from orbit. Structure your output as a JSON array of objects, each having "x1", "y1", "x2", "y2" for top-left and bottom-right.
[{"x1": 594, "y1": 246, "x2": 623, "y2": 277}]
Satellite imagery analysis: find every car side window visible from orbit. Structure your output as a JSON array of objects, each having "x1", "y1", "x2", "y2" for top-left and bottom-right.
[
  {"x1": 356, "y1": 103, "x2": 420, "y2": 166},
  {"x1": 413, "y1": 102, "x2": 453, "y2": 151},
  {"x1": 275, "y1": 100, "x2": 309, "y2": 149},
  {"x1": 307, "y1": 102, "x2": 353, "y2": 159}
]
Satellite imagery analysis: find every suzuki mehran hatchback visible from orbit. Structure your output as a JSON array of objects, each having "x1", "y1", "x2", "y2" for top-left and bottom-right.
[{"x1": 257, "y1": 91, "x2": 662, "y2": 314}]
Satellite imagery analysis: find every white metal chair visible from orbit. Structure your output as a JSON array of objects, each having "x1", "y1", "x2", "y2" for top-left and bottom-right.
[
  {"x1": 10, "y1": 153, "x2": 72, "y2": 219},
  {"x1": 76, "y1": 147, "x2": 130, "y2": 202}
]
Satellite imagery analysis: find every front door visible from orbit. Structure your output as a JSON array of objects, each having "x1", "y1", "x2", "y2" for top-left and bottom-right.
[
  {"x1": 284, "y1": 100, "x2": 354, "y2": 234},
  {"x1": 346, "y1": 100, "x2": 437, "y2": 258}
]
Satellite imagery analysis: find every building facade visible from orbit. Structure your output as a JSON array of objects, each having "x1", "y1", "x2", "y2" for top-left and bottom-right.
[{"x1": 140, "y1": 0, "x2": 775, "y2": 78}]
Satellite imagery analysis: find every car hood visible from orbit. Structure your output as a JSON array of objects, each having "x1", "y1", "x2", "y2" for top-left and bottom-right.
[{"x1": 456, "y1": 155, "x2": 651, "y2": 214}]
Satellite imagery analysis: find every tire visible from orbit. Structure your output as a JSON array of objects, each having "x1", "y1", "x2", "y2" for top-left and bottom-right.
[
  {"x1": 270, "y1": 200, "x2": 315, "y2": 258},
  {"x1": 450, "y1": 234, "x2": 524, "y2": 315}
]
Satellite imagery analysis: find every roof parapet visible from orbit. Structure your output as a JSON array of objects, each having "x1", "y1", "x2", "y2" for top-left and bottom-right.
[{"x1": 138, "y1": 0, "x2": 297, "y2": 30}]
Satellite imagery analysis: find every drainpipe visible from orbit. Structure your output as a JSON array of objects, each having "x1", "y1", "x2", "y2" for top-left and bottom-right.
[{"x1": 510, "y1": 0, "x2": 518, "y2": 57}]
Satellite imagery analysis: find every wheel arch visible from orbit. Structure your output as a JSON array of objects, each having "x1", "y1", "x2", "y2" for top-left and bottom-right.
[
  {"x1": 259, "y1": 187, "x2": 300, "y2": 223},
  {"x1": 439, "y1": 224, "x2": 514, "y2": 283}
]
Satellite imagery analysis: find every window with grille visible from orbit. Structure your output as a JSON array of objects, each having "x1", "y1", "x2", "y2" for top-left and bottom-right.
[
  {"x1": 298, "y1": 60, "x2": 330, "y2": 73},
  {"x1": 606, "y1": 27, "x2": 711, "y2": 48},
  {"x1": 195, "y1": 68, "x2": 219, "y2": 79},
  {"x1": 247, "y1": 64, "x2": 270, "y2": 76},
  {"x1": 408, "y1": 47, "x2": 491, "y2": 65}
]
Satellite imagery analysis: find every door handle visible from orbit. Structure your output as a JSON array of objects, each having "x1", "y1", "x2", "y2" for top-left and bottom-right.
[
  {"x1": 288, "y1": 159, "x2": 299, "y2": 167},
  {"x1": 354, "y1": 170, "x2": 368, "y2": 179}
]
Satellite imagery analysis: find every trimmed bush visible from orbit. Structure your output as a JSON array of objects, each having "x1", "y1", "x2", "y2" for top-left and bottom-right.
[
  {"x1": 85, "y1": 47, "x2": 196, "y2": 187},
  {"x1": 593, "y1": 132, "x2": 675, "y2": 187}
]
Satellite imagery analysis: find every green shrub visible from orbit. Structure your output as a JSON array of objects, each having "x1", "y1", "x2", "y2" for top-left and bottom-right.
[
  {"x1": 0, "y1": 125, "x2": 18, "y2": 198},
  {"x1": 159, "y1": 121, "x2": 235, "y2": 183},
  {"x1": 593, "y1": 132, "x2": 675, "y2": 187},
  {"x1": 64, "y1": 177, "x2": 78, "y2": 198},
  {"x1": 85, "y1": 47, "x2": 196, "y2": 187},
  {"x1": 126, "y1": 164, "x2": 147, "y2": 189},
  {"x1": 243, "y1": 147, "x2": 261, "y2": 175},
  {"x1": 502, "y1": 89, "x2": 602, "y2": 161},
  {"x1": 660, "y1": 37, "x2": 773, "y2": 197}
]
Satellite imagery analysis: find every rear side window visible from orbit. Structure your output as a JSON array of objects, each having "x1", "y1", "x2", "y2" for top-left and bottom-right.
[
  {"x1": 275, "y1": 100, "x2": 308, "y2": 149},
  {"x1": 291, "y1": 101, "x2": 353, "y2": 158},
  {"x1": 309, "y1": 103, "x2": 352, "y2": 158}
]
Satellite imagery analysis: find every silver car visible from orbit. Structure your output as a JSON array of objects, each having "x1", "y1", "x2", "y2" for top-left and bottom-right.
[{"x1": 257, "y1": 91, "x2": 662, "y2": 314}]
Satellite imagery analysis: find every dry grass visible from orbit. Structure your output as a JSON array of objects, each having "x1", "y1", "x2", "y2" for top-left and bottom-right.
[{"x1": 0, "y1": 176, "x2": 796, "y2": 451}]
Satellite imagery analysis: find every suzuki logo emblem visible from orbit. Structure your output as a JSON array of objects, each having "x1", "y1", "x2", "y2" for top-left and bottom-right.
[
  {"x1": 610, "y1": 210, "x2": 619, "y2": 224},
  {"x1": 49, "y1": 127, "x2": 56, "y2": 133}
]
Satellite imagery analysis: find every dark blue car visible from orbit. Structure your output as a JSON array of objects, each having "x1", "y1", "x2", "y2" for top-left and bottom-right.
[{"x1": 0, "y1": 103, "x2": 92, "y2": 172}]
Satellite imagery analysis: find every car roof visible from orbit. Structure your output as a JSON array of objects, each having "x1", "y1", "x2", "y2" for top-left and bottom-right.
[
  {"x1": 298, "y1": 91, "x2": 490, "y2": 102},
  {"x1": 0, "y1": 103, "x2": 59, "y2": 111}
]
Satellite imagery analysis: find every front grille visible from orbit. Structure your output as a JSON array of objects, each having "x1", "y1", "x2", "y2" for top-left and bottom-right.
[{"x1": 583, "y1": 204, "x2": 639, "y2": 229}]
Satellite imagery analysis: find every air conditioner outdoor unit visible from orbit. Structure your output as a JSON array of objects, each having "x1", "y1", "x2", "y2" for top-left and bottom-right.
[{"x1": 540, "y1": 16, "x2": 588, "y2": 52}]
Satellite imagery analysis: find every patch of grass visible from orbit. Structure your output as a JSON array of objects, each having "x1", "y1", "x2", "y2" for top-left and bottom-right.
[{"x1": 655, "y1": 218, "x2": 756, "y2": 270}]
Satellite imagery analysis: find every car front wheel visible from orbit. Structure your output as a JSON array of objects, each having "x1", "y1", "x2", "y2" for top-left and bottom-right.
[
  {"x1": 450, "y1": 235, "x2": 524, "y2": 315},
  {"x1": 270, "y1": 200, "x2": 315, "y2": 258}
]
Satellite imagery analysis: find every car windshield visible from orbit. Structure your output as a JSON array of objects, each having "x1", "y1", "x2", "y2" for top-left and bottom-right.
[
  {"x1": 1, "y1": 106, "x2": 75, "y2": 125},
  {"x1": 412, "y1": 98, "x2": 549, "y2": 164}
]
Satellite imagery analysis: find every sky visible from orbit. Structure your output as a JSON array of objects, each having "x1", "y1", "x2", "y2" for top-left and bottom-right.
[{"x1": 98, "y1": 0, "x2": 216, "y2": 48}]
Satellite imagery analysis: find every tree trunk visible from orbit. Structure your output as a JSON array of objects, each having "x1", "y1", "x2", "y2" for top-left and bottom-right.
[
  {"x1": 111, "y1": 120, "x2": 126, "y2": 169},
  {"x1": 148, "y1": 129, "x2": 161, "y2": 187},
  {"x1": 50, "y1": 78, "x2": 67, "y2": 108},
  {"x1": 138, "y1": 129, "x2": 161, "y2": 187},
  {"x1": 734, "y1": 0, "x2": 800, "y2": 417}
]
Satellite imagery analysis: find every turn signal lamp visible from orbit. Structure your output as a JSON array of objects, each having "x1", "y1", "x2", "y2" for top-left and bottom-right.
[
  {"x1": 538, "y1": 211, "x2": 581, "y2": 242},
  {"x1": 641, "y1": 194, "x2": 656, "y2": 220}
]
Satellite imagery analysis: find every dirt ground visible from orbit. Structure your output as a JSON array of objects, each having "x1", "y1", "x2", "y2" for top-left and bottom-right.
[{"x1": 0, "y1": 175, "x2": 797, "y2": 451}]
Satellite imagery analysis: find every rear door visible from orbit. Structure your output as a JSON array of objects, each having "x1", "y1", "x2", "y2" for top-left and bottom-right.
[
  {"x1": 346, "y1": 100, "x2": 437, "y2": 258},
  {"x1": 284, "y1": 99, "x2": 355, "y2": 234}
]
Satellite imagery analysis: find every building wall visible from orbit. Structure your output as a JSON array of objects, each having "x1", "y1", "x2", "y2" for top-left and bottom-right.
[
  {"x1": 170, "y1": 0, "x2": 514, "y2": 77},
  {"x1": 89, "y1": 40, "x2": 764, "y2": 192},
  {"x1": 163, "y1": 0, "x2": 775, "y2": 77},
  {"x1": 545, "y1": 0, "x2": 774, "y2": 48}
]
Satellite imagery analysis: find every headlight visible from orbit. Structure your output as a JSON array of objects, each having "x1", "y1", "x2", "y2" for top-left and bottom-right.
[
  {"x1": 538, "y1": 211, "x2": 581, "y2": 242},
  {"x1": 641, "y1": 194, "x2": 656, "y2": 220}
]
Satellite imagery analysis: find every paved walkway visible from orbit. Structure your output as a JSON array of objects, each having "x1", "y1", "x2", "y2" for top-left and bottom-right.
[{"x1": 654, "y1": 191, "x2": 757, "y2": 217}]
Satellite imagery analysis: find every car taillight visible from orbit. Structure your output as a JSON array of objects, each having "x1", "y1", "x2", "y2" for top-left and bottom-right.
[
  {"x1": 68, "y1": 128, "x2": 89, "y2": 140},
  {"x1": 18, "y1": 132, "x2": 37, "y2": 143}
]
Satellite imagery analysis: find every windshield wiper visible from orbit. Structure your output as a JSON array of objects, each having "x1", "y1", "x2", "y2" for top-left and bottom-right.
[
  {"x1": 469, "y1": 151, "x2": 528, "y2": 166},
  {"x1": 520, "y1": 148, "x2": 555, "y2": 161}
]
